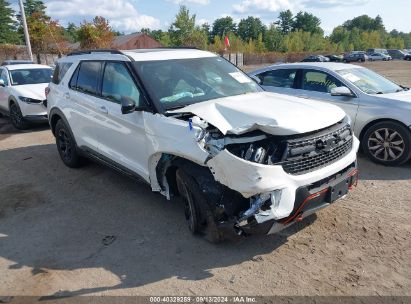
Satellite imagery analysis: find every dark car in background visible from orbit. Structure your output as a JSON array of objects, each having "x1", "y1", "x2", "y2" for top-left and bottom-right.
[
  {"x1": 404, "y1": 53, "x2": 411, "y2": 61},
  {"x1": 301, "y1": 55, "x2": 330, "y2": 62},
  {"x1": 388, "y1": 49, "x2": 407, "y2": 60},
  {"x1": 343, "y1": 52, "x2": 368, "y2": 62}
]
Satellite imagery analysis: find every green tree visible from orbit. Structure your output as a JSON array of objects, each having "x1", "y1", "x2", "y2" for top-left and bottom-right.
[
  {"x1": 168, "y1": 5, "x2": 207, "y2": 49},
  {"x1": 293, "y1": 11, "x2": 323, "y2": 35},
  {"x1": 264, "y1": 24, "x2": 284, "y2": 52},
  {"x1": 24, "y1": 0, "x2": 47, "y2": 17},
  {"x1": 0, "y1": 0, "x2": 20, "y2": 44},
  {"x1": 237, "y1": 16, "x2": 266, "y2": 42},
  {"x1": 211, "y1": 16, "x2": 237, "y2": 38},
  {"x1": 64, "y1": 22, "x2": 78, "y2": 43},
  {"x1": 343, "y1": 15, "x2": 385, "y2": 32},
  {"x1": 169, "y1": 5, "x2": 196, "y2": 46},
  {"x1": 275, "y1": 10, "x2": 294, "y2": 34}
]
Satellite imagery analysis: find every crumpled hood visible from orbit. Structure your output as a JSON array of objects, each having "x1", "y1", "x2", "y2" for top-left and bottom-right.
[
  {"x1": 11, "y1": 83, "x2": 48, "y2": 100},
  {"x1": 170, "y1": 92, "x2": 346, "y2": 135}
]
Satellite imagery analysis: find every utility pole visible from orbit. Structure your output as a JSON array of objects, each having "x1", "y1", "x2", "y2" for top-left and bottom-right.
[{"x1": 18, "y1": 0, "x2": 33, "y2": 62}]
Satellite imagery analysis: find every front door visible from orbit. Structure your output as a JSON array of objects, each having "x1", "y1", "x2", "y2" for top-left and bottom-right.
[{"x1": 94, "y1": 61, "x2": 149, "y2": 179}]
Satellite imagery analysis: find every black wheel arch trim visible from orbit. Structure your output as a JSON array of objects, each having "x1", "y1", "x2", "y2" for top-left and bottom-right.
[{"x1": 49, "y1": 107, "x2": 79, "y2": 152}]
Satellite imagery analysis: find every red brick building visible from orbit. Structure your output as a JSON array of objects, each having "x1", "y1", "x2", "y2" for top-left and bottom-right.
[{"x1": 111, "y1": 33, "x2": 163, "y2": 49}]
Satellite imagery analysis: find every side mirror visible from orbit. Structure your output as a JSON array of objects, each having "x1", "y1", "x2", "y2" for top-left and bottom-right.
[
  {"x1": 331, "y1": 86, "x2": 354, "y2": 97},
  {"x1": 0, "y1": 79, "x2": 5, "y2": 87},
  {"x1": 121, "y1": 96, "x2": 136, "y2": 114}
]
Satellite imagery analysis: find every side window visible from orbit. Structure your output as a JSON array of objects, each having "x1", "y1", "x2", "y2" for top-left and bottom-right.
[
  {"x1": 257, "y1": 69, "x2": 297, "y2": 88},
  {"x1": 302, "y1": 70, "x2": 343, "y2": 93},
  {"x1": 72, "y1": 61, "x2": 102, "y2": 95},
  {"x1": 102, "y1": 62, "x2": 141, "y2": 105},
  {"x1": 0, "y1": 69, "x2": 9, "y2": 86},
  {"x1": 52, "y1": 62, "x2": 72, "y2": 84}
]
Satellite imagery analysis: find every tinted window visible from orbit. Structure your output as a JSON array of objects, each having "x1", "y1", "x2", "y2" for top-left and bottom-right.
[
  {"x1": 52, "y1": 62, "x2": 72, "y2": 84},
  {"x1": 257, "y1": 69, "x2": 297, "y2": 88},
  {"x1": 75, "y1": 61, "x2": 102, "y2": 95},
  {"x1": 0, "y1": 69, "x2": 9, "y2": 86},
  {"x1": 302, "y1": 70, "x2": 343, "y2": 93},
  {"x1": 102, "y1": 62, "x2": 141, "y2": 105}
]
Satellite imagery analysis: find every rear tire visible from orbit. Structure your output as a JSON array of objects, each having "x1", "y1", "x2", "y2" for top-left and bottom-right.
[
  {"x1": 55, "y1": 119, "x2": 82, "y2": 168},
  {"x1": 362, "y1": 121, "x2": 411, "y2": 166},
  {"x1": 176, "y1": 168, "x2": 223, "y2": 243},
  {"x1": 9, "y1": 102, "x2": 28, "y2": 130}
]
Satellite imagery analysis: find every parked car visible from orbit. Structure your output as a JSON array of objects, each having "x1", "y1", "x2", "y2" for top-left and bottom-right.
[
  {"x1": 47, "y1": 49, "x2": 359, "y2": 242},
  {"x1": 369, "y1": 53, "x2": 392, "y2": 61},
  {"x1": 367, "y1": 48, "x2": 388, "y2": 55},
  {"x1": 1, "y1": 60, "x2": 34, "y2": 66},
  {"x1": 301, "y1": 55, "x2": 329, "y2": 62},
  {"x1": 249, "y1": 62, "x2": 411, "y2": 166},
  {"x1": 343, "y1": 52, "x2": 368, "y2": 63},
  {"x1": 0, "y1": 63, "x2": 52, "y2": 129},
  {"x1": 387, "y1": 49, "x2": 407, "y2": 60},
  {"x1": 325, "y1": 54, "x2": 343, "y2": 62}
]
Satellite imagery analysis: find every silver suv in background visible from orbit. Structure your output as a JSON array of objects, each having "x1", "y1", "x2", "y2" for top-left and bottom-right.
[{"x1": 47, "y1": 49, "x2": 358, "y2": 242}]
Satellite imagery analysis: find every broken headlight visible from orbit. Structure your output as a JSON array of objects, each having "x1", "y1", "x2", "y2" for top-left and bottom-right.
[{"x1": 226, "y1": 137, "x2": 285, "y2": 165}]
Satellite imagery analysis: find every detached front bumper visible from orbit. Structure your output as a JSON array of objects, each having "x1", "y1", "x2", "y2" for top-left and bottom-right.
[{"x1": 236, "y1": 162, "x2": 358, "y2": 235}]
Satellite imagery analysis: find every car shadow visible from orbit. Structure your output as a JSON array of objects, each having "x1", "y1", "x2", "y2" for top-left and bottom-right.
[
  {"x1": 0, "y1": 143, "x2": 318, "y2": 297},
  {"x1": 0, "y1": 116, "x2": 49, "y2": 140}
]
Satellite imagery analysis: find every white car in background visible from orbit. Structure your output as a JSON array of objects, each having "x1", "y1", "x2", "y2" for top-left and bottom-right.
[
  {"x1": 249, "y1": 62, "x2": 411, "y2": 166},
  {"x1": 0, "y1": 63, "x2": 53, "y2": 129},
  {"x1": 368, "y1": 53, "x2": 392, "y2": 61}
]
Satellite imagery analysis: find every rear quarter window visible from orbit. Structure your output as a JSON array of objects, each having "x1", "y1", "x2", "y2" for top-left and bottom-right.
[
  {"x1": 52, "y1": 62, "x2": 72, "y2": 84},
  {"x1": 69, "y1": 61, "x2": 102, "y2": 95}
]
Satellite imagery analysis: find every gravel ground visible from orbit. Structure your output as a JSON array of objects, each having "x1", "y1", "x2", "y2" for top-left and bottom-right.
[{"x1": 0, "y1": 61, "x2": 410, "y2": 297}]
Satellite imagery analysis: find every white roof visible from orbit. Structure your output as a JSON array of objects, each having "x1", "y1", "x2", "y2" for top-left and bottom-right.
[
  {"x1": 123, "y1": 49, "x2": 217, "y2": 61},
  {"x1": 58, "y1": 49, "x2": 218, "y2": 63},
  {"x1": 4, "y1": 64, "x2": 52, "y2": 71}
]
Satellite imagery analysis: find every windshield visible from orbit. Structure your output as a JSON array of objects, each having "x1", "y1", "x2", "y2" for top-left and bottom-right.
[
  {"x1": 336, "y1": 68, "x2": 402, "y2": 94},
  {"x1": 133, "y1": 57, "x2": 261, "y2": 111},
  {"x1": 9, "y1": 68, "x2": 52, "y2": 86}
]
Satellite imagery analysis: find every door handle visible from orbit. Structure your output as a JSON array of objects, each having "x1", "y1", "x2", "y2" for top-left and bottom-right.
[
  {"x1": 63, "y1": 92, "x2": 70, "y2": 99},
  {"x1": 99, "y1": 106, "x2": 108, "y2": 114}
]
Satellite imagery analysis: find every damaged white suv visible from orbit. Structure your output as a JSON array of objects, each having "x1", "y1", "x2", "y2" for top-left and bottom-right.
[{"x1": 47, "y1": 49, "x2": 359, "y2": 242}]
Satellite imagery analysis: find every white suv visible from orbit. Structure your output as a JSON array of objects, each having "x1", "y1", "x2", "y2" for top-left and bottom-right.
[
  {"x1": 0, "y1": 63, "x2": 52, "y2": 129},
  {"x1": 47, "y1": 49, "x2": 359, "y2": 242}
]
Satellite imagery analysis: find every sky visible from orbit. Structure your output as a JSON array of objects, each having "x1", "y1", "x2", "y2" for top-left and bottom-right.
[{"x1": 10, "y1": 0, "x2": 411, "y2": 35}]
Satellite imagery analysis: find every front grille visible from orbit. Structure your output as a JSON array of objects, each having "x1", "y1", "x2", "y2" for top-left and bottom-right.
[{"x1": 279, "y1": 124, "x2": 353, "y2": 175}]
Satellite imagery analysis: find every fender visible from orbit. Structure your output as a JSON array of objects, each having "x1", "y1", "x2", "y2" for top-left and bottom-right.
[{"x1": 48, "y1": 107, "x2": 77, "y2": 145}]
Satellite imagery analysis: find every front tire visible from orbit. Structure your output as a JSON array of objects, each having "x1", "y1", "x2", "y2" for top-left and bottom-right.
[
  {"x1": 176, "y1": 168, "x2": 223, "y2": 243},
  {"x1": 362, "y1": 121, "x2": 411, "y2": 166},
  {"x1": 55, "y1": 119, "x2": 82, "y2": 168},
  {"x1": 9, "y1": 102, "x2": 28, "y2": 130}
]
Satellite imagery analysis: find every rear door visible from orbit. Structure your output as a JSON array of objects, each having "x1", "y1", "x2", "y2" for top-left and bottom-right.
[
  {"x1": 66, "y1": 61, "x2": 104, "y2": 151},
  {"x1": 93, "y1": 61, "x2": 149, "y2": 178}
]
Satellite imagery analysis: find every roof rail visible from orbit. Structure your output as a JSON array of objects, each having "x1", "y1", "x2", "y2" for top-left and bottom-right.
[{"x1": 66, "y1": 49, "x2": 125, "y2": 56}]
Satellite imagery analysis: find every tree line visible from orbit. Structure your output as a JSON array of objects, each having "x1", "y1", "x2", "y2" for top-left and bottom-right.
[{"x1": 1, "y1": 0, "x2": 410, "y2": 60}]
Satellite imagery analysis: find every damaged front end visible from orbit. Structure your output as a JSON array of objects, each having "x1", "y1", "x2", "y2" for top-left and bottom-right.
[
  {"x1": 162, "y1": 114, "x2": 359, "y2": 237},
  {"x1": 156, "y1": 113, "x2": 359, "y2": 235}
]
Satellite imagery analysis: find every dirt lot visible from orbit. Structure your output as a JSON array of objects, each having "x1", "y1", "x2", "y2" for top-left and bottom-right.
[{"x1": 0, "y1": 61, "x2": 410, "y2": 298}]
